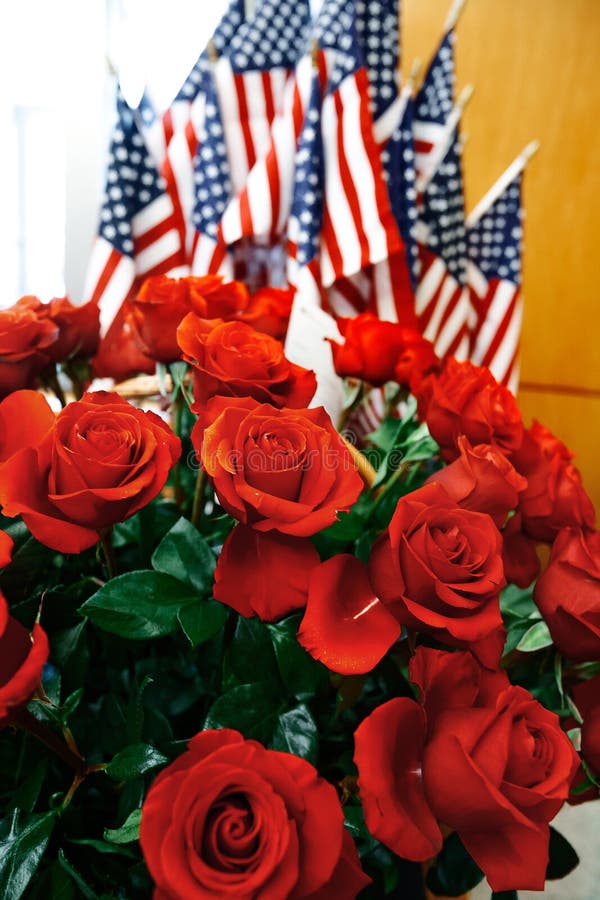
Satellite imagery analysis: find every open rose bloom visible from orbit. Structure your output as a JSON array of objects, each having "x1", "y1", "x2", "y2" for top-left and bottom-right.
[{"x1": 0, "y1": 290, "x2": 595, "y2": 900}]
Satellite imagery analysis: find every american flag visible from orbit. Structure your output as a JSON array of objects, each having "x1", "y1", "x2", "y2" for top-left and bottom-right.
[
  {"x1": 286, "y1": 64, "x2": 326, "y2": 305},
  {"x1": 384, "y1": 86, "x2": 420, "y2": 292},
  {"x1": 214, "y1": 0, "x2": 312, "y2": 196},
  {"x1": 190, "y1": 71, "x2": 234, "y2": 277},
  {"x1": 356, "y1": 0, "x2": 400, "y2": 126},
  {"x1": 140, "y1": 0, "x2": 246, "y2": 256},
  {"x1": 466, "y1": 148, "x2": 532, "y2": 394},
  {"x1": 414, "y1": 122, "x2": 470, "y2": 359},
  {"x1": 83, "y1": 87, "x2": 188, "y2": 339},
  {"x1": 413, "y1": 4, "x2": 458, "y2": 182},
  {"x1": 317, "y1": 0, "x2": 404, "y2": 292}
]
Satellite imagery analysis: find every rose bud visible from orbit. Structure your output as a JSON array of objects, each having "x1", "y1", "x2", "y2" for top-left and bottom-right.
[
  {"x1": 140, "y1": 728, "x2": 370, "y2": 899},
  {"x1": 0, "y1": 390, "x2": 180, "y2": 554}
]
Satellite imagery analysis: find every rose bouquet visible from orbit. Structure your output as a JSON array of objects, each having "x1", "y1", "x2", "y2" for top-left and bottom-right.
[{"x1": 0, "y1": 277, "x2": 597, "y2": 900}]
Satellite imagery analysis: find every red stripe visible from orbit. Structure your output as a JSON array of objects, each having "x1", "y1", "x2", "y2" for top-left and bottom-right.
[
  {"x1": 207, "y1": 242, "x2": 228, "y2": 274},
  {"x1": 133, "y1": 216, "x2": 178, "y2": 254},
  {"x1": 334, "y1": 87, "x2": 371, "y2": 271},
  {"x1": 185, "y1": 117, "x2": 198, "y2": 157},
  {"x1": 140, "y1": 249, "x2": 187, "y2": 279},
  {"x1": 333, "y1": 275, "x2": 371, "y2": 312},
  {"x1": 262, "y1": 72, "x2": 275, "y2": 126},
  {"x1": 415, "y1": 248, "x2": 445, "y2": 332},
  {"x1": 239, "y1": 189, "x2": 254, "y2": 238},
  {"x1": 160, "y1": 156, "x2": 188, "y2": 250},
  {"x1": 479, "y1": 285, "x2": 521, "y2": 371},
  {"x1": 162, "y1": 109, "x2": 174, "y2": 148},
  {"x1": 415, "y1": 139, "x2": 434, "y2": 155},
  {"x1": 89, "y1": 247, "x2": 122, "y2": 307},
  {"x1": 235, "y1": 74, "x2": 255, "y2": 172},
  {"x1": 267, "y1": 148, "x2": 280, "y2": 237},
  {"x1": 322, "y1": 206, "x2": 344, "y2": 280},
  {"x1": 354, "y1": 69, "x2": 402, "y2": 261}
]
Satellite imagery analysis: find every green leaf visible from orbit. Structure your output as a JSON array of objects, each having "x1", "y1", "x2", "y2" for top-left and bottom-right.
[
  {"x1": 68, "y1": 838, "x2": 137, "y2": 859},
  {"x1": 105, "y1": 743, "x2": 168, "y2": 782},
  {"x1": 205, "y1": 683, "x2": 283, "y2": 745},
  {"x1": 79, "y1": 571, "x2": 198, "y2": 639},
  {"x1": 151, "y1": 517, "x2": 216, "y2": 595},
  {"x1": 366, "y1": 417, "x2": 405, "y2": 452},
  {"x1": 178, "y1": 600, "x2": 227, "y2": 647},
  {"x1": 500, "y1": 584, "x2": 537, "y2": 620},
  {"x1": 0, "y1": 809, "x2": 56, "y2": 900},
  {"x1": 57, "y1": 850, "x2": 99, "y2": 899},
  {"x1": 491, "y1": 892, "x2": 518, "y2": 900},
  {"x1": 267, "y1": 616, "x2": 327, "y2": 700},
  {"x1": 516, "y1": 620, "x2": 553, "y2": 653},
  {"x1": 13, "y1": 760, "x2": 48, "y2": 813},
  {"x1": 426, "y1": 832, "x2": 484, "y2": 896},
  {"x1": 104, "y1": 808, "x2": 142, "y2": 845},
  {"x1": 271, "y1": 704, "x2": 318, "y2": 763},
  {"x1": 546, "y1": 826, "x2": 579, "y2": 880},
  {"x1": 344, "y1": 805, "x2": 379, "y2": 856},
  {"x1": 223, "y1": 618, "x2": 279, "y2": 689}
]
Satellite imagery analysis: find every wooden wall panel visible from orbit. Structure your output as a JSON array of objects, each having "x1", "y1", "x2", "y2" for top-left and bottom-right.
[{"x1": 403, "y1": 0, "x2": 600, "y2": 510}]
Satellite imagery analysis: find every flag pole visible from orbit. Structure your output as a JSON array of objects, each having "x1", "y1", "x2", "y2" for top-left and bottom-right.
[
  {"x1": 207, "y1": 38, "x2": 219, "y2": 66},
  {"x1": 466, "y1": 140, "x2": 540, "y2": 227},
  {"x1": 416, "y1": 84, "x2": 474, "y2": 193},
  {"x1": 408, "y1": 58, "x2": 422, "y2": 92},
  {"x1": 444, "y1": 0, "x2": 468, "y2": 32}
]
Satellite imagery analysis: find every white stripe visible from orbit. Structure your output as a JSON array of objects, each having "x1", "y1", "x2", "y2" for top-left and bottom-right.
[
  {"x1": 373, "y1": 259, "x2": 397, "y2": 322},
  {"x1": 471, "y1": 279, "x2": 517, "y2": 364},
  {"x1": 319, "y1": 240, "x2": 334, "y2": 289},
  {"x1": 423, "y1": 273, "x2": 459, "y2": 343},
  {"x1": 415, "y1": 256, "x2": 446, "y2": 315},
  {"x1": 488, "y1": 294, "x2": 522, "y2": 384},
  {"x1": 435, "y1": 285, "x2": 469, "y2": 357},
  {"x1": 97, "y1": 255, "x2": 135, "y2": 336},
  {"x1": 508, "y1": 359, "x2": 520, "y2": 396},
  {"x1": 341, "y1": 75, "x2": 389, "y2": 267},
  {"x1": 82, "y1": 238, "x2": 113, "y2": 302},
  {"x1": 214, "y1": 59, "x2": 247, "y2": 193},
  {"x1": 242, "y1": 70, "x2": 271, "y2": 161},
  {"x1": 270, "y1": 67, "x2": 289, "y2": 115},
  {"x1": 166, "y1": 132, "x2": 196, "y2": 227},
  {"x1": 327, "y1": 286, "x2": 359, "y2": 318},
  {"x1": 321, "y1": 92, "x2": 361, "y2": 286},
  {"x1": 132, "y1": 194, "x2": 175, "y2": 235},
  {"x1": 135, "y1": 229, "x2": 181, "y2": 274},
  {"x1": 466, "y1": 260, "x2": 487, "y2": 297}
]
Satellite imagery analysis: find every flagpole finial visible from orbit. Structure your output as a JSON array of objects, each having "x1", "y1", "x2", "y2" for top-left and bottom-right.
[
  {"x1": 207, "y1": 38, "x2": 219, "y2": 65},
  {"x1": 311, "y1": 37, "x2": 320, "y2": 68},
  {"x1": 522, "y1": 139, "x2": 541, "y2": 163},
  {"x1": 445, "y1": 0, "x2": 468, "y2": 32},
  {"x1": 457, "y1": 83, "x2": 474, "y2": 112},
  {"x1": 408, "y1": 58, "x2": 422, "y2": 91},
  {"x1": 105, "y1": 54, "x2": 117, "y2": 77}
]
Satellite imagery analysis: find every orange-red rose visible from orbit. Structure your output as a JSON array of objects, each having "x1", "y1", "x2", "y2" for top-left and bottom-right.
[
  {"x1": 534, "y1": 527, "x2": 600, "y2": 661},
  {"x1": 0, "y1": 390, "x2": 180, "y2": 553},
  {"x1": 198, "y1": 398, "x2": 363, "y2": 537},
  {"x1": 140, "y1": 728, "x2": 370, "y2": 899},
  {"x1": 238, "y1": 286, "x2": 294, "y2": 340},
  {"x1": 92, "y1": 313, "x2": 156, "y2": 382},
  {"x1": 18, "y1": 295, "x2": 100, "y2": 363},
  {"x1": 419, "y1": 357, "x2": 524, "y2": 461},
  {"x1": 0, "y1": 302, "x2": 58, "y2": 396},
  {"x1": 128, "y1": 274, "x2": 250, "y2": 363},
  {"x1": 0, "y1": 591, "x2": 48, "y2": 727},
  {"x1": 328, "y1": 313, "x2": 439, "y2": 389},
  {"x1": 354, "y1": 647, "x2": 579, "y2": 892},
  {"x1": 178, "y1": 314, "x2": 316, "y2": 409}
]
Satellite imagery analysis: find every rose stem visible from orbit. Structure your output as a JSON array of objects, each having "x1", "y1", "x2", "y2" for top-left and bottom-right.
[
  {"x1": 46, "y1": 367, "x2": 68, "y2": 408},
  {"x1": 99, "y1": 529, "x2": 118, "y2": 579},
  {"x1": 171, "y1": 389, "x2": 185, "y2": 511},
  {"x1": 12, "y1": 707, "x2": 87, "y2": 776},
  {"x1": 191, "y1": 467, "x2": 207, "y2": 529}
]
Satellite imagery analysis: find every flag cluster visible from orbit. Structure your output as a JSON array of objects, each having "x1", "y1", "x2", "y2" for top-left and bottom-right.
[{"x1": 85, "y1": 0, "x2": 535, "y2": 396}]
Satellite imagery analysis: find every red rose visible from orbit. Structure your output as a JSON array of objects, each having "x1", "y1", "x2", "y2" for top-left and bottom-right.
[
  {"x1": 0, "y1": 390, "x2": 55, "y2": 463},
  {"x1": 0, "y1": 531, "x2": 13, "y2": 568},
  {"x1": 140, "y1": 728, "x2": 370, "y2": 899},
  {"x1": 92, "y1": 311, "x2": 155, "y2": 382},
  {"x1": 368, "y1": 482, "x2": 506, "y2": 667},
  {"x1": 534, "y1": 527, "x2": 600, "y2": 661},
  {"x1": 238, "y1": 287, "x2": 294, "y2": 340},
  {"x1": 328, "y1": 313, "x2": 438, "y2": 389},
  {"x1": 198, "y1": 398, "x2": 363, "y2": 537},
  {"x1": 19, "y1": 295, "x2": 100, "y2": 363},
  {"x1": 419, "y1": 357, "x2": 524, "y2": 461},
  {"x1": 0, "y1": 390, "x2": 180, "y2": 553},
  {"x1": 214, "y1": 525, "x2": 321, "y2": 621},
  {"x1": 0, "y1": 302, "x2": 58, "y2": 396},
  {"x1": 501, "y1": 512, "x2": 541, "y2": 588},
  {"x1": 178, "y1": 314, "x2": 316, "y2": 409},
  {"x1": 354, "y1": 647, "x2": 579, "y2": 892},
  {"x1": 512, "y1": 421, "x2": 595, "y2": 542},
  {"x1": 572, "y1": 675, "x2": 600, "y2": 776},
  {"x1": 0, "y1": 593, "x2": 49, "y2": 727},
  {"x1": 426, "y1": 435, "x2": 527, "y2": 527}
]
